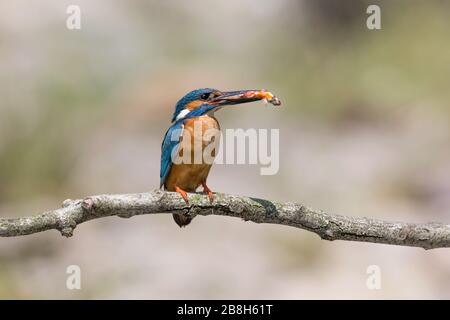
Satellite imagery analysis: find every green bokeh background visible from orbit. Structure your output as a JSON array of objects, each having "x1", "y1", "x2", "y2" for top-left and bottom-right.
[{"x1": 0, "y1": 0, "x2": 449, "y2": 299}]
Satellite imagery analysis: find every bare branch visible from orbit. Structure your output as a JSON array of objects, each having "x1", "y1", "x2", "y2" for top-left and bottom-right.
[{"x1": 0, "y1": 190, "x2": 449, "y2": 249}]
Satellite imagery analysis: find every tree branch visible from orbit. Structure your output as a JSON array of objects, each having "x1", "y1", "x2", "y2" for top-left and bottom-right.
[{"x1": 0, "y1": 190, "x2": 449, "y2": 250}]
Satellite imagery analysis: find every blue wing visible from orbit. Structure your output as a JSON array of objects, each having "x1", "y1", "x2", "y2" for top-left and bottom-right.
[
  {"x1": 160, "y1": 120, "x2": 184, "y2": 188},
  {"x1": 160, "y1": 104, "x2": 219, "y2": 188}
]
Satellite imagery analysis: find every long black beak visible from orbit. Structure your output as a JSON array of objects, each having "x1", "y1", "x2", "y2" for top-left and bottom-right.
[{"x1": 210, "y1": 90, "x2": 281, "y2": 106}]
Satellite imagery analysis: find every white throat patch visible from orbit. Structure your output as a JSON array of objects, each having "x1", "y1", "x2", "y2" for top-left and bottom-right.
[{"x1": 175, "y1": 109, "x2": 190, "y2": 121}]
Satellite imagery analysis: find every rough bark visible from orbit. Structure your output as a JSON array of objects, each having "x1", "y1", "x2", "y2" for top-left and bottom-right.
[{"x1": 0, "y1": 190, "x2": 449, "y2": 250}]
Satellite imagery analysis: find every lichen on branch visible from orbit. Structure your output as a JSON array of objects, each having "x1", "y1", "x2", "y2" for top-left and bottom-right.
[{"x1": 0, "y1": 190, "x2": 449, "y2": 250}]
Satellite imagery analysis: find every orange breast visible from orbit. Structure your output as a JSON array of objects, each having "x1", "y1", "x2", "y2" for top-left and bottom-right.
[{"x1": 164, "y1": 115, "x2": 220, "y2": 192}]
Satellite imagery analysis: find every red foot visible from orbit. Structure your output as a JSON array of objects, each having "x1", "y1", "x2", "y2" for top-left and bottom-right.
[
  {"x1": 175, "y1": 186, "x2": 189, "y2": 205},
  {"x1": 201, "y1": 182, "x2": 214, "y2": 202}
]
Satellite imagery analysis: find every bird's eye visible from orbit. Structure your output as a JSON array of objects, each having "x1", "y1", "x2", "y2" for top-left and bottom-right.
[{"x1": 200, "y1": 93, "x2": 211, "y2": 100}]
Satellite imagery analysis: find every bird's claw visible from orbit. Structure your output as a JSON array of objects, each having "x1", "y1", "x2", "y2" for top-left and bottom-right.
[
  {"x1": 202, "y1": 182, "x2": 214, "y2": 203},
  {"x1": 206, "y1": 190, "x2": 214, "y2": 203},
  {"x1": 175, "y1": 186, "x2": 190, "y2": 205}
]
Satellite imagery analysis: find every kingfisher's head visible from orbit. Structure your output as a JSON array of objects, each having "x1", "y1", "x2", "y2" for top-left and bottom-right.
[{"x1": 171, "y1": 88, "x2": 281, "y2": 122}]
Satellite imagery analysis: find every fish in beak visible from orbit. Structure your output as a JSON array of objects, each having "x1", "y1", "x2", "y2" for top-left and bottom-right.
[{"x1": 210, "y1": 89, "x2": 281, "y2": 107}]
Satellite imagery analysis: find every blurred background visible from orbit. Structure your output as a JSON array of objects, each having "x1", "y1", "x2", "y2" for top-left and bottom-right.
[{"x1": 1, "y1": 0, "x2": 450, "y2": 299}]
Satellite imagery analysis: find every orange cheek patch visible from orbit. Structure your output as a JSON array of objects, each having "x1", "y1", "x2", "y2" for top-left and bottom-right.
[{"x1": 186, "y1": 100, "x2": 204, "y2": 110}]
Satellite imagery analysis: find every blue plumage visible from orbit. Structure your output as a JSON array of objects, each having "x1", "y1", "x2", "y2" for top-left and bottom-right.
[
  {"x1": 160, "y1": 120, "x2": 183, "y2": 187},
  {"x1": 171, "y1": 88, "x2": 216, "y2": 122}
]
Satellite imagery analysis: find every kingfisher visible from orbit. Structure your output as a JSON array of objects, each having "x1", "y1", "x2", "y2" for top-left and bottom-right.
[{"x1": 160, "y1": 88, "x2": 281, "y2": 227}]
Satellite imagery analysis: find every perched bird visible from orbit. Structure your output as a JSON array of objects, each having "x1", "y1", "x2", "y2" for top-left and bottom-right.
[{"x1": 160, "y1": 88, "x2": 281, "y2": 227}]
